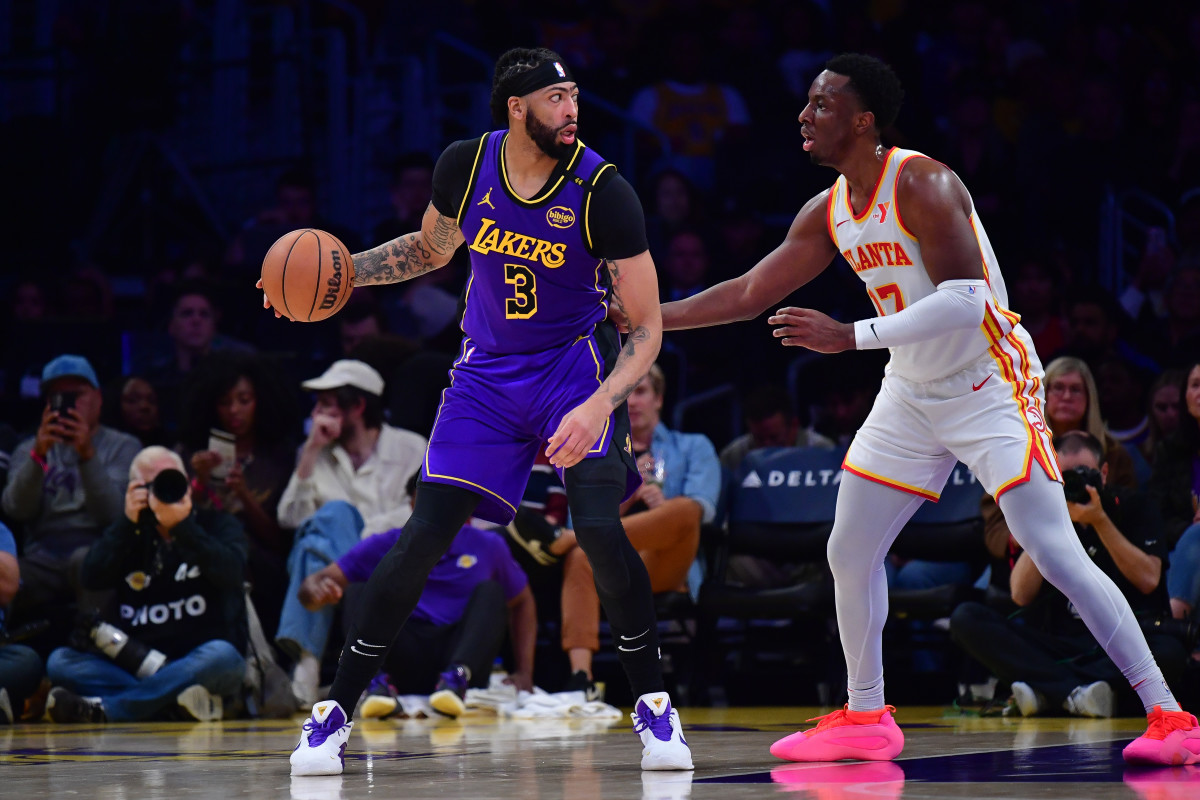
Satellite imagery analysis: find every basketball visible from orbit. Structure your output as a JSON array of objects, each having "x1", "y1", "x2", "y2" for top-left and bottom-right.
[{"x1": 260, "y1": 228, "x2": 355, "y2": 322}]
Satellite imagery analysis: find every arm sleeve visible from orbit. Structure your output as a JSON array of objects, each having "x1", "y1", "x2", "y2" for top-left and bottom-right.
[
  {"x1": 172, "y1": 511, "x2": 248, "y2": 592},
  {"x1": 854, "y1": 279, "x2": 990, "y2": 350},
  {"x1": 431, "y1": 138, "x2": 483, "y2": 219},
  {"x1": 588, "y1": 173, "x2": 650, "y2": 261},
  {"x1": 677, "y1": 433, "x2": 722, "y2": 524}
]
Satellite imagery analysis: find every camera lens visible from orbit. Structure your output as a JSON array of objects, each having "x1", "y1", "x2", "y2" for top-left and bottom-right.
[{"x1": 151, "y1": 468, "x2": 189, "y2": 503}]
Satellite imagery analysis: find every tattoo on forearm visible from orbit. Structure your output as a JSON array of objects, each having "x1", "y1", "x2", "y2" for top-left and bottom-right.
[
  {"x1": 352, "y1": 233, "x2": 441, "y2": 286},
  {"x1": 602, "y1": 324, "x2": 650, "y2": 408}
]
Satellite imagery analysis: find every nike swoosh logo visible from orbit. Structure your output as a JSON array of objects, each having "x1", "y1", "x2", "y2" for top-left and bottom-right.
[
  {"x1": 618, "y1": 644, "x2": 647, "y2": 652},
  {"x1": 356, "y1": 639, "x2": 385, "y2": 648},
  {"x1": 620, "y1": 630, "x2": 649, "y2": 641},
  {"x1": 972, "y1": 375, "x2": 993, "y2": 391},
  {"x1": 870, "y1": 323, "x2": 879, "y2": 341},
  {"x1": 350, "y1": 646, "x2": 381, "y2": 657},
  {"x1": 836, "y1": 220, "x2": 850, "y2": 228}
]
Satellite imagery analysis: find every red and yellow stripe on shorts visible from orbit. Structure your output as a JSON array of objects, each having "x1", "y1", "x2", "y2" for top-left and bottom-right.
[{"x1": 980, "y1": 304, "x2": 1061, "y2": 498}]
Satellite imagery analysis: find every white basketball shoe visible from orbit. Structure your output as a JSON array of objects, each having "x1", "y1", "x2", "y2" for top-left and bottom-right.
[
  {"x1": 631, "y1": 692, "x2": 694, "y2": 770},
  {"x1": 291, "y1": 700, "x2": 354, "y2": 776}
]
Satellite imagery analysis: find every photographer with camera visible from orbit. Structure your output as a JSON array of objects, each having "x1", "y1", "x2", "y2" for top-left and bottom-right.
[
  {"x1": 43, "y1": 446, "x2": 247, "y2": 723},
  {"x1": 2, "y1": 355, "x2": 141, "y2": 637},
  {"x1": 951, "y1": 431, "x2": 1186, "y2": 718}
]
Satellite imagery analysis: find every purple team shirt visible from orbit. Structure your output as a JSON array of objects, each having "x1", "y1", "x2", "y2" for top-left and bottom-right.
[
  {"x1": 458, "y1": 132, "x2": 610, "y2": 354},
  {"x1": 337, "y1": 525, "x2": 527, "y2": 627}
]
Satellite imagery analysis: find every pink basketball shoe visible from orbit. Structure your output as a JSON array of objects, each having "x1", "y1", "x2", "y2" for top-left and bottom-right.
[
  {"x1": 770, "y1": 705, "x2": 904, "y2": 762},
  {"x1": 1123, "y1": 706, "x2": 1200, "y2": 766}
]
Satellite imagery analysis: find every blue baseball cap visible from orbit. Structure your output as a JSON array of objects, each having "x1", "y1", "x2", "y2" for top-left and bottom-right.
[{"x1": 41, "y1": 354, "x2": 100, "y2": 389}]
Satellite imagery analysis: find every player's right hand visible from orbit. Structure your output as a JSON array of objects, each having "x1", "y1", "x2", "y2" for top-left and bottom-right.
[{"x1": 255, "y1": 278, "x2": 283, "y2": 319}]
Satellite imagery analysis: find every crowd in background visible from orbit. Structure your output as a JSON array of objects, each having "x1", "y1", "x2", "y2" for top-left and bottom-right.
[{"x1": 1, "y1": 0, "x2": 1199, "y2": 722}]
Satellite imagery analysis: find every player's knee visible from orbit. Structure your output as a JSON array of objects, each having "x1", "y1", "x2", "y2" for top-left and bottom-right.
[{"x1": 826, "y1": 533, "x2": 860, "y2": 579}]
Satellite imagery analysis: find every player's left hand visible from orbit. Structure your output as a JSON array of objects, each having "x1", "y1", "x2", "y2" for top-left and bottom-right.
[
  {"x1": 768, "y1": 307, "x2": 856, "y2": 353},
  {"x1": 546, "y1": 397, "x2": 609, "y2": 469},
  {"x1": 1066, "y1": 484, "x2": 1107, "y2": 527}
]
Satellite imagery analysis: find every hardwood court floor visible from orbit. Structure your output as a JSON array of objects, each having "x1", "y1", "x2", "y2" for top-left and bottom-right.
[{"x1": 2, "y1": 706, "x2": 1197, "y2": 800}]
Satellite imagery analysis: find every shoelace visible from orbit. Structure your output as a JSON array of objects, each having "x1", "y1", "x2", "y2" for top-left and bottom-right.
[
  {"x1": 1144, "y1": 707, "x2": 1200, "y2": 741},
  {"x1": 303, "y1": 714, "x2": 342, "y2": 747},
  {"x1": 805, "y1": 704, "x2": 897, "y2": 734},
  {"x1": 633, "y1": 708, "x2": 674, "y2": 743}
]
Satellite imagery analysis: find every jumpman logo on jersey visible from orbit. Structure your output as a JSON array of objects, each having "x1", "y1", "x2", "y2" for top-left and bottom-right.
[{"x1": 477, "y1": 188, "x2": 495, "y2": 210}]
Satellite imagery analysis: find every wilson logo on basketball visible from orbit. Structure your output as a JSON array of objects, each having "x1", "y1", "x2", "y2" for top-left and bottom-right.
[
  {"x1": 318, "y1": 249, "x2": 346, "y2": 310},
  {"x1": 546, "y1": 206, "x2": 576, "y2": 229}
]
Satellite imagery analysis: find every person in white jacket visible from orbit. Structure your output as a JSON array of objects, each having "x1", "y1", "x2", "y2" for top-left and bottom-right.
[{"x1": 274, "y1": 360, "x2": 426, "y2": 707}]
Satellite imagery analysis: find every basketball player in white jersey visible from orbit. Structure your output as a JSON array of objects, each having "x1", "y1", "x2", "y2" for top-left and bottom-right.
[{"x1": 658, "y1": 54, "x2": 1200, "y2": 765}]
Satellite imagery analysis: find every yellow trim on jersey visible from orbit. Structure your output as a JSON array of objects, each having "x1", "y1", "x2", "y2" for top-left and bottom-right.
[
  {"x1": 892, "y1": 153, "x2": 925, "y2": 241},
  {"x1": 584, "y1": 162, "x2": 617, "y2": 251},
  {"x1": 499, "y1": 133, "x2": 584, "y2": 206},
  {"x1": 843, "y1": 147, "x2": 896, "y2": 221},
  {"x1": 423, "y1": 338, "x2": 519, "y2": 518},
  {"x1": 456, "y1": 135, "x2": 490, "y2": 226},
  {"x1": 827, "y1": 183, "x2": 840, "y2": 248},
  {"x1": 458, "y1": 274, "x2": 475, "y2": 333},
  {"x1": 842, "y1": 457, "x2": 941, "y2": 502},
  {"x1": 584, "y1": 337, "x2": 611, "y2": 454},
  {"x1": 980, "y1": 309, "x2": 1059, "y2": 497},
  {"x1": 593, "y1": 258, "x2": 608, "y2": 315}
]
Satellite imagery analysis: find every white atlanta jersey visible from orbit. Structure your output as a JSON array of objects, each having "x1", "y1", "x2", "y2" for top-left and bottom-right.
[
  {"x1": 827, "y1": 146, "x2": 1026, "y2": 383},
  {"x1": 828, "y1": 147, "x2": 1060, "y2": 501}
]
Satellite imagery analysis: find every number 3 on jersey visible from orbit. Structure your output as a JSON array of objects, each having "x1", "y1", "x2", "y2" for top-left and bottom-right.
[
  {"x1": 868, "y1": 282, "x2": 906, "y2": 315},
  {"x1": 505, "y1": 263, "x2": 537, "y2": 319}
]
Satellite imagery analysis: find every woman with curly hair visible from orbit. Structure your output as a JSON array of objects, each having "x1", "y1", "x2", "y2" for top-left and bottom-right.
[{"x1": 179, "y1": 352, "x2": 300, "y2": 635}]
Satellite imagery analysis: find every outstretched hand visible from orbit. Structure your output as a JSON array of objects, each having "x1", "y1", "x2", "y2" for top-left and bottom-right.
[{"x1": 768, "y1": 307, "x2": 856, "y2": 353}]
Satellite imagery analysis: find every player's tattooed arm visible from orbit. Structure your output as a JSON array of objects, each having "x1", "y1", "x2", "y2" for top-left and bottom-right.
[
  {"x1": 597, "y1": 253, "x2": 662, "y2": 409},
  {"x1": 352, "y1": 203, "x2": 463, "y2": 287}
]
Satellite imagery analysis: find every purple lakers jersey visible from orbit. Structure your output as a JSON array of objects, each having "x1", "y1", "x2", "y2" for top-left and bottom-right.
[{"x1": 457, "y1": 131, "x2": 613, "y2": 354}]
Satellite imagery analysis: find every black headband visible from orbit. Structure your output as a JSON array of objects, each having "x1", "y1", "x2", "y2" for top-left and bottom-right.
[{"x1": 503, "y1": 59, "x2": 574, "y2": 98}]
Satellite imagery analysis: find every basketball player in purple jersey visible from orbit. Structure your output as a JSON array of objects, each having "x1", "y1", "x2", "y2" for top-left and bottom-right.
[{"x1": 284, "y1": 48, "x2": 693, "y2": 776}]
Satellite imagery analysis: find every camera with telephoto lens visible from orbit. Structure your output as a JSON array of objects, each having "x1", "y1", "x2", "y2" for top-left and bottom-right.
[
  {"x1": 1062, "y1": 465, "x2": 1106, "y2": 504},
  {"x1": 141, "y1": 468, "x2": 189, "y2": 503},
  {"x1": 85, "y1": 616, "x2": 169, "y2": 679}
]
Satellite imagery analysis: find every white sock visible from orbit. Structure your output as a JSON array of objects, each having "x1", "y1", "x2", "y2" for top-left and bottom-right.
[
  {"x1": 848, "y1": 676, "x2": 886, "y2": 712},
  {"x1": 1123, "y1": 653, "x2": 1181, "y2": 713}
]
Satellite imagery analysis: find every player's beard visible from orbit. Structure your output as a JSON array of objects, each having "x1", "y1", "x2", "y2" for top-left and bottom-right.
[{"x1": 526, "y1": 109, "x2": 573, "y2": 159}]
